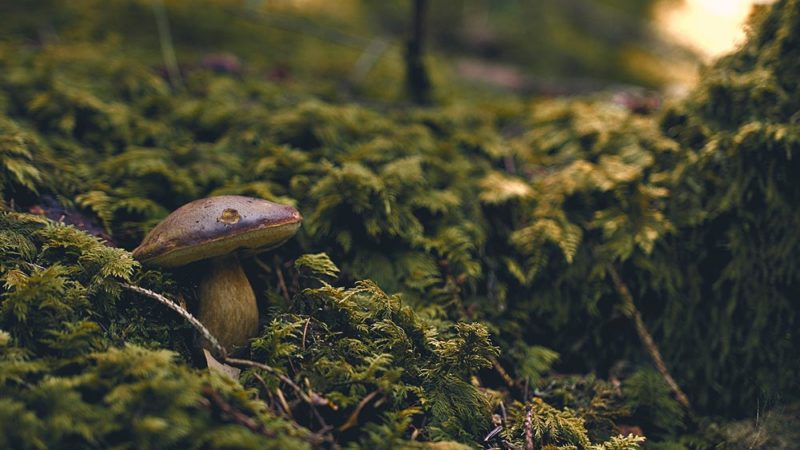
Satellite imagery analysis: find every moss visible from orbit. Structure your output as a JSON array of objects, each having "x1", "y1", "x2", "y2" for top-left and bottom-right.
[{"x1": 1, "y1": 0, "x2": 799, "y2": 448}]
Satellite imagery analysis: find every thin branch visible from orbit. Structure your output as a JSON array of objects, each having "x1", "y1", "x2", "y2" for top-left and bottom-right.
[
  {"x1": 236, "y1": 8, "x2": 373, "y2": 49},
  {"x1": 275, "y1": 387, "x2": 293, "y2": 418},
  {"x1": 251, "y1": 372, "x2": 277, "y2": 411},
  {"x1": 201, "y1": 386, "x2": 276, "y2": 437},
  {"x1": 523, "y1": 378, "x2": 530, "y2": 403},
  {"x1": 524, "y1": 404, "x2": 534, "y2": 450},
  {"x1": 339, "y1": 390, "x2": 380, "y2": 431},
  {"x1": 301, "y1": 317, "x2": 311, "y2": 352},
  {"x1": 274, "y1": 254, "x2": 291, "y2": 302},
  {"x1": 120, "y1": 283, "x2": 226, "y2": 358},
  {"x1": 121, "y1": 281, "x2": 332, "y2": 412},
  {"x1": 484, "y1": 425, "x2": 503, "y2": 443},
  {"x1": 308, "y1": 403, "x2": 333, "y2": 435},
  {"x1": 151, "y1": 0, "x2": 183, "y2": 89},
  {"x1": 608, "y1": 265, "x2": 692, "y2": 412},
  {"x1": 225, "y1": 357, "x2": 312, "y2": 404},
  {"x1": 491, "y1": 355, "x2": 517, "y2": 390},
  {"x1": 350, "y1": 38, "x2": 390, "y2": 84},
  {"x1": 253, "y1": 256, "x2": 272, "y2": 274}
]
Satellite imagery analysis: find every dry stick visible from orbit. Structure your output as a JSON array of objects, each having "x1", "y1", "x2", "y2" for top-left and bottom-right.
[
  {"x1": 350, "y1": 38, "x2": 389, "y2": 84},
  {"x1": 236, "y1": 8, "x2": 372, "y2": 49},
  {"x1": 200, "y1": 386, "x2": 276, "y2": 438},
  {"x1": 273, "y1": 255, "x2": 291, "y2": 302},
  {"x1": 301, "y1": 317, "x2": 311, "y2": 352},
  {"x1": 123, "y1": 282, "x2": 338, "y2": 442},
  {"x1": 200, "y1": 357, "x2": 327, "y2": 445},
  {"x1": 607, "y1": 266, "x2": 692, "y2": 411},
  {"x1": 524, "y1": 404, "x2": 535, "y2": 450},
  {"x1": 253, "y1": 256, "x2": 272, "y2": 274},
  {"x1": 120, "y1": 282, "x2": 328, "y2": 408},
  {"x1": 275, "y1": 387, "x2": 293, "y2": 418},
  {"x1": 339, "y1": 390, "x2": 380, "y2": 432},
  {"x1": 250, "y1": 372, "x2": 327, "y2": 445},
  {"x1": 120, "y1": 283, "x2": 226, "y2": 358},
  {"x1": 151, "y1": 0, "x2": 183, "y2": 89},
  {"x1": 224, "y1": 357, "x2": 314, "y2": 404},
  {"x1": 251, "y1": 372, "x2": 276, "y2": 409},
  {"x1": 492, "y1": 356, "x2": 517, "y2": 390}
]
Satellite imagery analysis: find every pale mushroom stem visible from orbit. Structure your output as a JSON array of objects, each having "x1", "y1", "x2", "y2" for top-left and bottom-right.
[{"x1": 196, "y1": 253, "x2": 259, "y2": 351}]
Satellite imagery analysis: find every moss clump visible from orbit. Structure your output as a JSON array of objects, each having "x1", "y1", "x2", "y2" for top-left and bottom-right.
[
  {"x1": 0, "y1": 211, "x2": 501, "y2": 447},
  {"x1": 0, "y1": 212, "x2": 309, "y2": 449},
  {"x1": 654, "y1": 0, "x2": 800, "y2": 412}
]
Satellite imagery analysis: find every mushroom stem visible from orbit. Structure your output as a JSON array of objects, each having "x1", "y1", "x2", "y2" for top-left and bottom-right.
[{"x1": 196, "y1": 254, "x2": 259, "y2": 350}]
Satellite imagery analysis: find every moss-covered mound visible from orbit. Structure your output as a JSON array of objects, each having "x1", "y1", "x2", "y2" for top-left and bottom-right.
[
  {"x1": 656, "y1": 0, "x2": 800, "y2": 411},
  {"x1": 1, "y1": 0, "x2": 799, "y2": 448}
]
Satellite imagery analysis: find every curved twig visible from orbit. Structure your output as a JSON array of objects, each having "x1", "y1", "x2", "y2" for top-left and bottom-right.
[
  {"x1": 120, "y1": 282, "x2": 331, "y2": 410},
  {"x1": 120, "y1": 282, "x2": 226, "y2": 357},
  {"x1": 608, "y1": 266, "x2": 692, "y2": 412}
]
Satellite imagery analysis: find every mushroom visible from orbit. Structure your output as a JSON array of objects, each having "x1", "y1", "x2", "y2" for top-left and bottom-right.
[{"x1": 132, "y1": 195, "x2": 302, "y2": 351}]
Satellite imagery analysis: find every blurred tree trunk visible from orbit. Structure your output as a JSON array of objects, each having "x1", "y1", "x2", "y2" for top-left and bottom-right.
[{"x1": 406, "y1": 0, "x2": 432, "y2": 104}]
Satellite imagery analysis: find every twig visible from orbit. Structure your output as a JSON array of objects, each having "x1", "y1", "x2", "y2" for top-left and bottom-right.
[
  {"x1": 309, "y1": 402, "x2": 332, "y2": 434},
  {"x1": 237, "y1": 8, "x2": 373, "y2": 49},
  {"x1": 339, "y1": 390, "x2": 380, "y2": 431},
  {"x1": 151, "y1": 0, "x2": 183, "y2": 89},
  {"x1": 253, "y1": 256, "x2": 272, "y2": 274},
  {"x1": 491, "y1": 356, "x2": 516, "y2": 390},
  {"x1": 501, "y1": 440, "x2": 520, "y2": 450},
  {"x1": 225, "y1": 357, "x2": 315, "y2": 405},
  {"x1": 120, "y1": 283, "x2": 226, "y2": 358},
  {"x1": 608, "y1": 265, "x2": 692, "y2": 412},
  {"x1": 201, "y1": 386, "x2": 275, "y2": 437},
  {"x1": 121, "y1": 281, "x2": 331, "y2": 412},
  {"x1": 274, "y1": 254, "x2": 291, "y2": 302},
  {"x1": 453, "y1": 283, "x2": 519, "y2": 396},
  {"x1": 350, "y1": 38, "x2": 389, "y2": 84},
  {"x1": 251, "y1": 372, "x2": 276, "y2": 409},
  {"x1": 484, "y1": 425, "x2": 503, "y2": 443},
  {"x1": 275, "y1": 387, "x2": 293, "y2": 418},
  {"x1": 301, "y1": 317, "x2": 311, "y2": 352},
  {"x1": 523, "y1": 378, "x2": 530, "y2": 403},
  {"x1": 524, "y1": 404, "x2": 534, "y2": 450}
]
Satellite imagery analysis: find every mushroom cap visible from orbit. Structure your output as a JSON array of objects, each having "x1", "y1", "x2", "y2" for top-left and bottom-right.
[{"x1": 133, "y1": 195, "x2": 302, "y2": 268}]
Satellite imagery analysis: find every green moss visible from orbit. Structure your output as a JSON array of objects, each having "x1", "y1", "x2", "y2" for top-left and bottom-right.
[{"x1": 1, "y1": 0, "x2": 799, "y2": 448}]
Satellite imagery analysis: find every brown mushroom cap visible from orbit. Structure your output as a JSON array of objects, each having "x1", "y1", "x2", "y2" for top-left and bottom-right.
[{"x1": 133, "y1": 195, "x2": 302, "y2": 268}]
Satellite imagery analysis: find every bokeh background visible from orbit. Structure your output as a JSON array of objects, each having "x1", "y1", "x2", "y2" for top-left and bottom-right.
[{"x1": 0, "y1": 0, "x2": 771, "y2": 100}]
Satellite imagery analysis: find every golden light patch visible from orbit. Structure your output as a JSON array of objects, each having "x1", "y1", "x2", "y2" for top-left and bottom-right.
[{"x1": 654, "y1": 0, "x2": 774, "y2": 59}]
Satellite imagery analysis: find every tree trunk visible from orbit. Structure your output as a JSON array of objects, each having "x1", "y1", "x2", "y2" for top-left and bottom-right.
[{"x1": 406, "y1": 0, "x2": 432, "y2": 104}]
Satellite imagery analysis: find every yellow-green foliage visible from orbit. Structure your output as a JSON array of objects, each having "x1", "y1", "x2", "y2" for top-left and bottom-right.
[
  {"x1": 0, "y1": 117, "x2": 44, "y2": 205},
  {"x1": 503, "y1": 398, "x2": 645, "y2": 450},
  {"x1": 0, "y1": 211, "x2": 503, "y2": 447},
  {"x1": 0, "y1": 213, "x2": 309, "y2": 449},
  {"x1": 1, "y1": 0, "x2": 799, "y2": 448}
]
